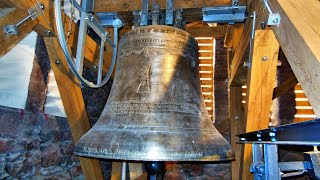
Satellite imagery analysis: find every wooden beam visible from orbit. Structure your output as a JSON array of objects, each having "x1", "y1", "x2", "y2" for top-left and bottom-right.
[
  {"x1": 0, "y1": 0, "x2": 29, "y2": 9},
  {"x1": 272, "y1": 75, "x2": 298, "y2": 100},
  {"x1": 224, "y1": 25, "x2": 233, "y2": 48},
  {"x1": 231, "y1": 23, "x2": 244, "y2": 53},
  {"x1": 229, "y1": 86, "x2": 245, "y2": 180},
  {"x1": 185, "y1": 26, "x2": 226, "y2": 38},
  {"x1": 241, "y1": 30, "x2": 279, "y2": 180},
  {"x1": 94, "y1": 0, "x2": 240, "y2": 12},
  {"x1": 268, "y1": 0, "x2": 320, "y2": 116},
  {"x1": 44, "y1": 37, "x2": 103, "y2": 180},
  {"x1": 0, "y1": 7, "x2": 38, "y2": 57}
]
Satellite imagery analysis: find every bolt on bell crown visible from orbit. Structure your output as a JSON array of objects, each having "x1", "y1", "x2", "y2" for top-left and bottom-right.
[{"x1": 75, "y1": 25, "x2": 234, "y2": 161}]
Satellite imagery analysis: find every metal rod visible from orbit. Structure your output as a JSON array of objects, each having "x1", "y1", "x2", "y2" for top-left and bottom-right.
[
  {"x1": 16, "y1": 13, "x2": 34, "y2": 27},
  {"x1": 97, "y1": 40, "x2": 105, "y2": 84},
  {"x1": 75, "y1": 11, "x2": 87, "y2": 75},
  {"x1": 165, "y1": 0, "x2": 174, "y2": 25},
  {"x1": 152, "y1": 1, "x2": 160, "y2": 25},
  {"x1": 247, "y1": 11, "x2": 256, "y2": 69},
  {"x1": 140, "y1": 0, "x2": 149, "y2": 26},
  {"x1": 263, "y1": 0, "x2": 273, "y2": 14},
  {"x1": 121, "y1": 162, "x2": 127, "y2": 180}
]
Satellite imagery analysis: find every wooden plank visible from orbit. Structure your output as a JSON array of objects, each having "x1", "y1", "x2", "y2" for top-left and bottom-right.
[
  {"x1": 268, "y1": 0, "x2": 320, "y2": 116},
  {"x1": 296, "y1": 109, "x2": 315, "y2": 114},
  {"x1": 44, "y1": 37, "x2": 103, "y2": 180},
  {"x1": 195, "y1": 39, "x2": 213, "y2": 44},
  {"x1": 232, "y1": 23, "x2": 244, "y2": 54},
  {"x1": 272, "y1": 75, "x2": 298, "y2": 99},
  {"x1": 1, "y1": 0, "x2": 29, "y2": 9},
  {"x1": 224, "y1": 25, "x2": 233, "y2": 47},
  {"x1": 0, "y1": 7, "x2": 38, "y2": 57},
  {"x1": 296, "y1": 101, "x2": 312, "y2": 107},
  {"x1": 94, "y1": 0, "x2": 238, "y2": 12},
  {"x1": 200, "y1": 73, "x2": 214, "y2": 79},
  {"x1": 199, "y1": 51, "x2": 213, "y2": 57},
  {"x1": 129, "y1": 163, "x2": 144, "y2": 179},
  {"x1": 199, "y1": 66, "x2": 213, "y2": 71},
  {"x1": 229, "y1": 87, "x2": 245, "y2": 180},
  {"x1": 111, "y1": 162, "x2": 122, "y2": 180},
  {"x1": 241, "y1": 30, "x2": 279, "y2": 180},
  {"x1": 185, "y1": 26, "x2": 226, "y2": 38},
  {"x1": 199, "y1": 59, "x2": 213, "y2": 64},
  {"x1": 295, "y1": 93, "x2": 309, "y2": 99}
]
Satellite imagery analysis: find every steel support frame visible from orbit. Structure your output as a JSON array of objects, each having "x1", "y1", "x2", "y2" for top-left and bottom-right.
[
  {"x1": 251, "y1": 144, "x2": 280, "y2": 180},
  {"x1": 241, "y1": 119, "x2": 320, "y2": 179}
]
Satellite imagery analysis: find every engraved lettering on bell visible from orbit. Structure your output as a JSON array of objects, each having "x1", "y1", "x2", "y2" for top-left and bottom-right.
[{"x1": 75, "y1": 25, "x2": 234, "y2": 161}]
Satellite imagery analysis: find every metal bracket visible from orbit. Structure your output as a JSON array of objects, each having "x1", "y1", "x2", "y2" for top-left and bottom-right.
[
  {"x1": 202, "y1": 6, "x2": 246, "y2": 24},
  {"x1": 3, "y1": 3, "x2": 43, "y2": 35},
  {"x1": 263, "y1": 0, "x2": 280, "y2": 26},
  {"x1": 140, "y1": 0, "x2": 149, "y2": 26},
  {"x1": 173, "y1": 8, "x2": 183, "y2": 29},
  {"x1": 152, "y1": 2, "x2": 160, "y2": 25},
  {"x1": 232, "y1": 0, "x2": 239, "y2": 7},
  {"x1": 238, "y1": 118, "x2": 320, "y2": 145},
  {"x1": 96, "y1": 12, "x2": 120, "y2": 27},
  {"x1": 165, "y1": 0, "x2": 174, "y2": 25}
]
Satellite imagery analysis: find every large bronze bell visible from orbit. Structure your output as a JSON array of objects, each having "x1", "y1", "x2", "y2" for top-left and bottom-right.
[{"x1": 75, "y1": 25, "x2": 234, "y2": 161}]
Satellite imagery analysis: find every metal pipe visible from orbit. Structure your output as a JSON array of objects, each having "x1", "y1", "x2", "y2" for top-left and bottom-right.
[
  {"x1": 97, "y1": 40, "x2": 105, "y2": 84},
  {"x1": 16, "y1": 13, "x2": 34, "y2": 27},
  {"x1": 247, "y1": 11, "x2": 256, "y2": 69},
  {"x1": 121, "y1": 162, "x2": 127, "y2": 180}
]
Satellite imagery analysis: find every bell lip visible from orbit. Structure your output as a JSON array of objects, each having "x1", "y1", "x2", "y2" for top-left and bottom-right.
[{"x1": 75, "y1": 151, "x2": 235, "y2": 162}]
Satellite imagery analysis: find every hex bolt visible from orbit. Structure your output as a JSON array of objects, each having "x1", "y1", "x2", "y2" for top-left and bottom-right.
[
  {"x1": 46, "y1": 31, "x2": 51, "y2": 36},
  {"x1": 262, "y1": 56, "x2": 268, "y2": 61},
  {"x1": 240, "y1": 138, "x2": 246, "y2": 141},
  {"x1": 39, "y1": 3, "x2": 45, "y2": 10},
  {"x1": 260, "y1": 22, "x2": 266, "y2": 29},
  {"x1": 233, "y1": 1, "x2": 239, "y2": 6},
  {"x1": 55, "y1": 59, "x2": 60, "y2": 65},
  {"x1": 273, "y1": 18, "x2": 279, "y2": 24}
]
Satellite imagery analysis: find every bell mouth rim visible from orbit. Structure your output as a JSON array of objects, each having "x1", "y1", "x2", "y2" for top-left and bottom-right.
[{"x1": 75, "y1": 151, "x2": 235, "y2": 162}]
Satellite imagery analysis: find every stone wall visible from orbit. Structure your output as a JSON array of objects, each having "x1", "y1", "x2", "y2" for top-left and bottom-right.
[{"x1": 0, "y1": 107, "x2": 82, "y2": 179}]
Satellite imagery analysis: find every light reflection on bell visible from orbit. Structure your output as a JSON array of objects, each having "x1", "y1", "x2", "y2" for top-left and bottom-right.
[{"x1": 75, "y1": 25, "x2": 234, "y2": 161}]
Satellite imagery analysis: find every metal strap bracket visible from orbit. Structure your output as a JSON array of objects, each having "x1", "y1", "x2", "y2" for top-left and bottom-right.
[
  {"x1": 3, "y1": 3, "x2": 44, "y2": 35},
  {"x1": 263, "y1": 0, "x2": 280, "y2": 26},
  {"x1": 202, "y1": 6, "x2": 246, "y2": 24}
]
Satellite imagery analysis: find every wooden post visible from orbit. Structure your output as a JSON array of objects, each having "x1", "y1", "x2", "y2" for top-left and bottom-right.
[
  {"x1": 44, "y1": 37, "x2": 103, "y2": 180},
  {"x1": 229, "y1": 87, "x2": 244, "y2": 180},
  {"x1": 241, "y1": 30, "x2": 279, "y2": 180}
]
